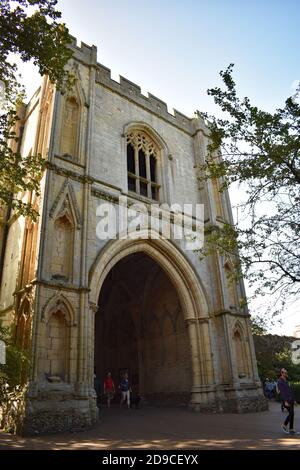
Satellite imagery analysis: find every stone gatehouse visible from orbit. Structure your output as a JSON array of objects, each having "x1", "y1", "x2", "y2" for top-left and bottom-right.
[{"x1": 0, "y1": 38, "x2": 266, "y2": 434}]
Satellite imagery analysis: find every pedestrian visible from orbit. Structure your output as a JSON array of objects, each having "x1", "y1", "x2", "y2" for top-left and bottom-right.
[
  {"x1": 277, "y1": 368, "x2": 298, "y2": 435},
  {"x1": 103, "y1": 372, "x2": 115, "y2": 408},
  {"x1": 275, "y1": 381, "x2": 285, "y2": 412},
  {"x1": 119, "y1": 372, "x2": 131, "y2": 409},
  {"x1": 265, "y1": 379, "x2": 276, "y2": 400}
]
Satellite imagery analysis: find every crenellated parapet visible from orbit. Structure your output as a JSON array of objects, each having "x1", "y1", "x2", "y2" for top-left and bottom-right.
[
  {"x1": 69, "y1": 35, "x2": 97, "y2": 66},
  {"x1": 95, "y1": 63, "x2": 195, "y2": 134},
  {"x1": 69, "y1": 36, "x2": 198, "y2": 135}
]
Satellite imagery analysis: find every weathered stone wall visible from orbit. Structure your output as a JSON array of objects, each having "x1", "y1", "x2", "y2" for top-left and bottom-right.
[
  {"x1": 0, "y1": 90, "x2": 41, "y2": 314},
  {"x1": 0, "y1": 38, "x2": 266, "y2": 435}
]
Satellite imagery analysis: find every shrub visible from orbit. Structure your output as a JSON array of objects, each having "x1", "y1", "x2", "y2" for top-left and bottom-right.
[
  {"x1": 291, "y1": 382, "x2": 300, "y2": 403},
  {"x1": 0, "y1": 326, "x2": 30, "y2": 433}
]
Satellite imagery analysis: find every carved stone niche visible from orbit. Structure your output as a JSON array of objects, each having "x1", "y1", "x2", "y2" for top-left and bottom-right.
[
  {"x1": 40, "y1": 295, "x2": 75, "y2": 387},
  {"x1": 51, "y1": 200, "x2": 75, "y2": 283},
  {"x1": 60, "y1": 96, "x2": 80, "y2": 160},
  {"x1": 59, "y1": 66, "x2": 88, "y2": 164}
]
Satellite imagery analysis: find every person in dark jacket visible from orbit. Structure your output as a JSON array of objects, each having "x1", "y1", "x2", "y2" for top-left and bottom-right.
[{"x1": 277, "y1": 368, "x2": 298, "y2": 435}]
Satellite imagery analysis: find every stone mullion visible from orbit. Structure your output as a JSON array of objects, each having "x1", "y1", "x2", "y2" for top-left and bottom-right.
[
  {"x1": 134, "y1": 146, "x2": 140, "y2": 194},
  {"x1": 145, "y1": 150, "x2": 152, "y2": 199}
]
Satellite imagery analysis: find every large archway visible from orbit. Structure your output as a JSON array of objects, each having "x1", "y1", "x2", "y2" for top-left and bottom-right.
[
  {"x1": 89, "y1": 235, "x2": 216, "y2": 408},
  {"x1": 94, "y1": 252, "x2": 192, "y2": 404}
]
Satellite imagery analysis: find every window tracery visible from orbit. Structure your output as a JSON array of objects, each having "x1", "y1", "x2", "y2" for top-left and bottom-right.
[{"x1": 126, "y1": 130, "x2": 160, "y2": 200}]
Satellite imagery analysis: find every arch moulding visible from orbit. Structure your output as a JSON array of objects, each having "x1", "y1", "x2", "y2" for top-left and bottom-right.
[{"x1": 88, "y1": 233, "x2": 209, "y2": 321}]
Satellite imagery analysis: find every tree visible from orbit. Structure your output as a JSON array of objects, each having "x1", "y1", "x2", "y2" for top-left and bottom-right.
[
  {"x1": 0, "y1": 325, "x2": 30, "y2": 432},
  {"x1": 253, "y1": 332, "x2": 300, "y2": 383},
  {"x1": 198, "y1": 65, "x2": 300, "y2": 316},
  {"x1": 0, "y1": 1, "x2": 72, "y2": 430},
  {"x1": 0, "y1": 0, "x2": 73, "y2": 219}
]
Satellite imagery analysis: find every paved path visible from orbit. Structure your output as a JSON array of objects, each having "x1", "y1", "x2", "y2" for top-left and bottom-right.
[{"x1": 0, "y1": 401, "x2": 300, "y2": 450}]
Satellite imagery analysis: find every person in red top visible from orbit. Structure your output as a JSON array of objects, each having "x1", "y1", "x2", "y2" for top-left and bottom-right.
[{"x1": 104, "y1": 372, "x2": 115, "y2": 408}]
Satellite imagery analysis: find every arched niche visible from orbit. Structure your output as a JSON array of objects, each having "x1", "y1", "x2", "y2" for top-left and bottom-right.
[{"x1": 233, "y1": 322, "x2": 250, "y2": 379}]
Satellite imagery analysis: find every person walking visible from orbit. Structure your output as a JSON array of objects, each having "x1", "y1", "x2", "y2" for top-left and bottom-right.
[
  {"x1": 119, "y1": 372, "x2": 131, "y2": 409},
  {"x1": 103, "y1": 372, "x2": 115, "y2": 408},
  {"x1": 277, "y1": 368, "x2": 298, "y2": 435},
  {"x1": 276, "y1": 381, "x2": 286, "y2": 412}
]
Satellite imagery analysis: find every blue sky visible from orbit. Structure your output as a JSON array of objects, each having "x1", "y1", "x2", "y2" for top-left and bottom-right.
[
  {"x1": 24, "y1": 0, "x2": 300, "y2": 116},
  {"x1": 60, "y1": 0, "x2": 300, "y2": 115},
  {"x1": 19, "y1": 0, "x2": 300, "y2": 335}
]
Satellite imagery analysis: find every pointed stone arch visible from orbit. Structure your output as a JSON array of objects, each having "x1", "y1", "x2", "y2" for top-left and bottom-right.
[
  {"x1": 124, "y1": 121, "x2": 169, "y2": 153},
  {"x1": 49, "y1": 180, "x2": 81, "y2": 282},
  {"x1": 233, "y1": 319, "x2": 245, "y2": 337},
  {"x1": 89, "y1": 231, "x2": 217, "y2": 407},
  {"x1": 233, "y1": 320, "x2": 250, "y2": 379},
  {"x1": 41, "y1": 292, "x2": 76, "y2": 326},
  {"x1": 66, "y1": 63, "x2": 89, "y2": 107},
  {"x1": 38, "y1": 293, "x2": 75, "y2": 383},
  {"x1": 59, "y1": 66, "x2": 87, "y2": 161},
  {"x1": 123, "y1": 122, "x2": 171, "y2": 203},
  {"x1": 89, "y1": 232, "x2": 209, "y2": 321},
  {"x1": 49, "y1": 179, "x2": 82, "y2": 229}
]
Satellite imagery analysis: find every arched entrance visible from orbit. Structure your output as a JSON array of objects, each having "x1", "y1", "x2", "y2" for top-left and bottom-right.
[
  {"x1": 89, "y1": 234, "x2": 216, "y2": 409},
  {"x1": 94, "y1": 252, "x2": 192, "y2": 404}
]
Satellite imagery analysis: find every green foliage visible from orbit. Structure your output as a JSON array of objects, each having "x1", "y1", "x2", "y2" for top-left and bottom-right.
[
  {"x1": 291, "y1": 382, "x2": 300, "y2": 402},
  {"x1": 253, "y1": 333, "x2": 300, "y2": 383},
  {"x1": 0, "y1": 326, "x2": 30, "y2": 433},
  {"x1": 0, "y1": 326, "x2": 30, "y2": 389},
  {"x1": 0, "y1": 1, "x2": 73, "y2": 88},
  {"x1": 198, "y1": 65, "x2": 300, "y2": 316},
  {"x1": 0, "y1": 0, "x2": 73, "y2": 219},
  {"x1": 250, "y1": 317, "x2": 267, "y2": 336}
]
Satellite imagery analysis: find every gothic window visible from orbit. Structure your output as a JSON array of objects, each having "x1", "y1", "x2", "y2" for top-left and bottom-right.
[
  {"x1": 61, "y1": 96, "x2": 80, "y2": 159},
  {"x1": 126, "y1": 130, "x2": 160, "y2": 201}
]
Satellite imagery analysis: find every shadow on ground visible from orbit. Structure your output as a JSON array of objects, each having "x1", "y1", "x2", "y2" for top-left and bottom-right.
[{"x1": 1, "y1": 401, "x2": 299, "y2": 450}]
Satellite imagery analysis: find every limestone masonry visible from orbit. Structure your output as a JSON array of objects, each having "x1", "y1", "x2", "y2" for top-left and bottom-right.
[{"x1": 0, "y1": 38, "x2": 266, "y2": 435}]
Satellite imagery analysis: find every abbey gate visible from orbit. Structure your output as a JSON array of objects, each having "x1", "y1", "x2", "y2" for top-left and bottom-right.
[{"x1": 0, "y1": 38, "x2": 266, "y2": 434}]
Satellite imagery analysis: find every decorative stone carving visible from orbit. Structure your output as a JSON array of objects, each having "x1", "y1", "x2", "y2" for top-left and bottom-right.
[
  {"x1": 15, "y1": 290, "x2": 34, "y2": 350},
  {"x1": 41, "y1": 292, "x2": 76, "y2": 326},
  {"x1": 59, "y1": 64, "x2": 88, "y2": 163},
  {"x1": 49, "y1": 179, "x2": 82, "y2": 229},
  {"x1": 126, "y1": 130, "x2": 159, "y2": 157}
]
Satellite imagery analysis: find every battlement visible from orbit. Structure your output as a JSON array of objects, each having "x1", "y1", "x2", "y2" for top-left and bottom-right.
[
  {"x1": 69, "y1": 36, "x2": 198, "y2": 135},
  {"x1": 69, "y1": 35, "x2": 97, "y2": 66},
  {"x1": 96, "y1": 63, "x2": 194, "y2": 134}
]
